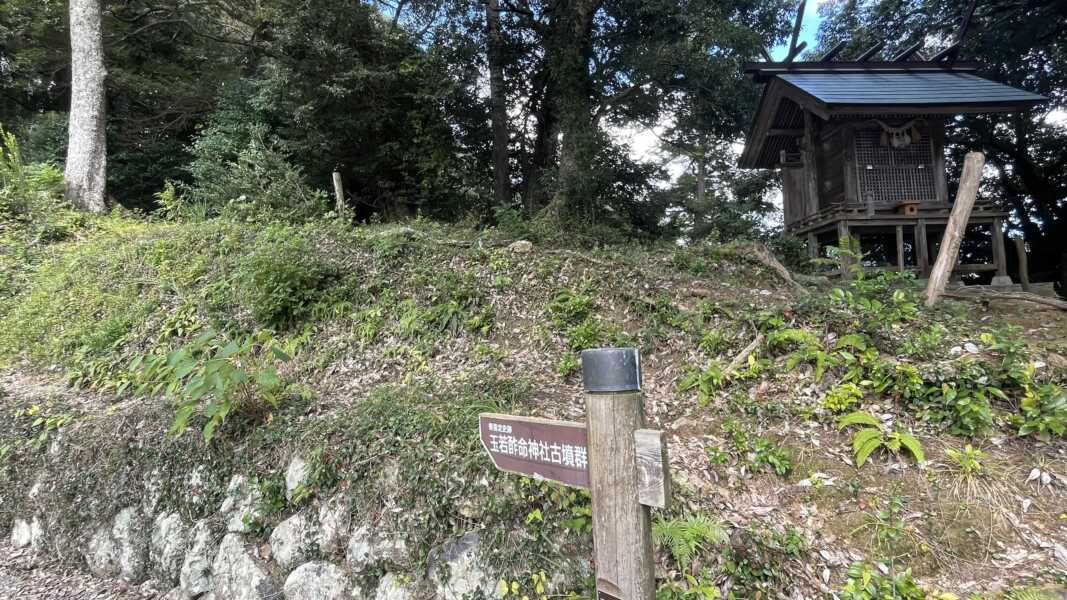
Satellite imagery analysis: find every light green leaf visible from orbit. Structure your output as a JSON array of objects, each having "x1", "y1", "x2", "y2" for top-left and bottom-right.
[
  {"x1": 852, "y1": 428, "x2": 882, "y2": 455},
  {"x1": 855, "y1": 435, "x2": 883, "y2": 467},
  {"x1": 837, "y1": 410, "x2": 881, "y2": 430},
  {"x1": 896, "y1": 432, "x2": 925, "y2": 463}
]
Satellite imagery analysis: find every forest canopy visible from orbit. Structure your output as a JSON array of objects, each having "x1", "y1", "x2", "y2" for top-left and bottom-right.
[{"x1": 1, "y1": 0, "x2": 1064, "y2": 259}]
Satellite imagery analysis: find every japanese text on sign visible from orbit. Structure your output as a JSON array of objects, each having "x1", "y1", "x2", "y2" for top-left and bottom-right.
[
  {"x1": 486, "y1": 433, "x2": 588, "y2": 469},
  {"x1": 478, "y1": 413, "x2": 590, "y2": 489}
]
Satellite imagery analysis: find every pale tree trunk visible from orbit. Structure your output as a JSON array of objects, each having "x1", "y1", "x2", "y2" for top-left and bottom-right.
[
  {"x1": 695, "y1": 154, "x2": 706, "y2": 208},
  {"x1": 65, "y1": 0, "x2": 108, "y2": 213},
  {"x1": 486, "y1": 0, "x2": 510, "y2": 207}
]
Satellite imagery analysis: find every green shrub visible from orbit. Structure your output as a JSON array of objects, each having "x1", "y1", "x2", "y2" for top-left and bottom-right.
[
  {"x1": 0, "y1": 126, "x2": 65, "y2": 219},
  {"x1": 128, "y1": 328, "x2": 291, "y2": 442},
  {"x1": 237, "y1": 226, "x2": 339, "y2": 329},
  {"x1": 915, "y1": 361, "x2": 998, "y2": 437},
  {"x1": 565, "y1": 318, "x2": 603, "y2": 350},
  {"x1": 1018, "y1": 381, "x2": 1067, "y2": 440},
  {"x1": 546, "y1": 288, "x2": 595, "y2": 328},
  {"x1": 698, "y1": 329, "x2": 731, "y2": 355},
  {"x1": 839, "y1": 562, "x2": 925, "y2": 600},
  {"x1": 186, "y1": 126, "x2": 328, "y2": 222},
  {"x1": 824, "y1": 382, "x2": 864, "y2": 413},
  {"x1": 837, "y1": 411, "x2": 924, "y2": 467}
]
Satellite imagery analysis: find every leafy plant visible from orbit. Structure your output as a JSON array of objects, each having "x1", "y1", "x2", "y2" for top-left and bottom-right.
[
  {"x1": 556, "y1": 353, "x2": 580, "y2": 377},
  {"x1": 565, "y1": 318, "x2": 602, "y2": 350},
  {"x1": 945, "y1": 444, "x2": 986, "y2": 477},
  {"x1": 824, "y1": 382, "x2": 864, "y2": 413},
  {"x1": 652, "y1": 514, "x2": 728, "y2": 573},
  {"x1": 128, "y1": 329, "x2": 291, "y2": 442},
  {"x1": 238, "y1": 226, "x2": 339, "y2": 329},
  {"x1": 698, "y1": 329, "x2": 732, "y2": 355},
  {"x1": 922, "y1": 375, "x2": 997, "y2": 438},
  {"x1": 679, "y1": 362, "x2": 727, "y2": 405},
  {"x1": 718, "y1": 419, "x2": 794, "y2": 476},
  {"x1": 546, "y1": 288, "x2": 595, "y2": 328},
  {"x1": 839, "y1": 562, "x2": 925, "y2": 600},
  {"x1": 1018, "y1": 381, "x2": 1067, "y2": 440},
  {"x1": 837, "y1": 411, "x2": 924, "y2": 467}
]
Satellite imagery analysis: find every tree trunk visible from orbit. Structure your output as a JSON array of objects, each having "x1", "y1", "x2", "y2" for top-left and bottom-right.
[
  {"x1": 695, "y1": 154, "x2": 706, "y2": 208},
  {"x1": 926, "y1": 152, "x2": 985, "y2": 307},
  {"x1": 65, "y1": 0, "x2": 108, "y2": 213},
  {"x1": 521, "y1": 68, "x2": 558, "y2": 214},
  {"x1": 486, "y1": 0, "x2": 510, "y2": 207},
  {"x1": 544, "y1": 1, "x2": 602, "y2": 220}
]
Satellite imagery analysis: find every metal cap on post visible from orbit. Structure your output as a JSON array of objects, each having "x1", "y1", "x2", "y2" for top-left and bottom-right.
[{"x1": 581, "y1": 347, "x2": 641, "y2": 393}]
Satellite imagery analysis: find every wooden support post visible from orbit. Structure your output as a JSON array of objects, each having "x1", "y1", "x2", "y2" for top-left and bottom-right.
[
  {"x1": 896, "y1": 225, "x2": 905, "y2": 271},
  {"x1": 331, "y1": 171, "x2": 345, "y2": 214},
  {"x1": 990, "y1": 217, "x2": 1012, "y2": 286},
  {"x1": 806, "y1": 233, "x2": 818, "y2": 260},
  {"x1": 1014, "y1": 237, "x2": 1030, "y2": 291},
  {"x1": 925, "y1": 152, "x2": 985, "y2": 307},
  {"x1": 582, "y1": 349, "x2": 655, "y2": 600},
  {"x1": 916, "y1": 220, "x2": 929, "y2": 277},
  {"x1": 837, "y1": 220, "x2": 851, "y2": 279}
]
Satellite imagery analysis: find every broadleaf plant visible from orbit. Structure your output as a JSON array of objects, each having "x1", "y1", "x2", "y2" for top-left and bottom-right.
[
  {"x1": 130, "y1": 329, "x2": 291, "y2": 442},
  {"x1": 837, "y1": 411, "x2": 925, "y2": 467}
]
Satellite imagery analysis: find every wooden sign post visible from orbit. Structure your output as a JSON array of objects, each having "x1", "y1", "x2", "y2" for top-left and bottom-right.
[
  {"x1": 479, "y1": 348, "x2": 666, "y2": 600},
  {"x1": 582, "y1": 348, "x2": 657, "y2": 600}
]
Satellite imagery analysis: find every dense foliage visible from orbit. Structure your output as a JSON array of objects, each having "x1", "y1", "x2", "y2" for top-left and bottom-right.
[{"x1": 2, "y1": 0, "x2": 797, "y2": 237}]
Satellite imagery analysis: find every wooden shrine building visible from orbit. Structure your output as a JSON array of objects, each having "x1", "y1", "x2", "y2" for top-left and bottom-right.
[{"x1": 739, "y1": 32, "x2": 1046, "y2": 281}]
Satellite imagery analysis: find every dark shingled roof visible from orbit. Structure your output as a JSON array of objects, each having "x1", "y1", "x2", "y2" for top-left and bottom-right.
[
  {"x1": 738, "y1": 68, "x2": 1048, "y2": 168},
  {"x1": 779, "y1": 72, "x2": 1047, "y2": 106}
]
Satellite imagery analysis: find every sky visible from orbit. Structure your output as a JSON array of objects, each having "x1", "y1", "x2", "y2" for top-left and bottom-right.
[
  {"x1": 618, "y1": 1, "x2": 824, "y2": 179},
  {"x1": 770, "y1": 0, "x2": 825, "y2": 61}
]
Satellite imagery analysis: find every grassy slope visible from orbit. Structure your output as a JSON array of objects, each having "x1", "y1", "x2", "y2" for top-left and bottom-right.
[{"x1": 1, "y1": 212, "x2": 1066, "y2": 598}]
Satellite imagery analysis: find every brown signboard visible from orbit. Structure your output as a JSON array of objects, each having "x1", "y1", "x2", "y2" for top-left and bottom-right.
[{"x1": 478, "y1": 413, "x2": 590, "y2": 489}]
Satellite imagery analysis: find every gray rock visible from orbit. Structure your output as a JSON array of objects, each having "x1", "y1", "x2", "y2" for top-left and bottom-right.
[
  {"x1": 285, "y1": 455, "x2": 310, "y2": 502},
  {"x1": 283, "y1": 561, "x2": 350, "y2": 600},
  {"x1": 113, "y1": 507, "x2": 150, "y2": 583},
  {"x1": 212, "y1": 533, "x2": 278, "y2": 600},
  {"x1": 180, "y1": 519, "x2": 218, "y2": 597},
  {"x1": 28, "y1": 516, "x2": 45, "y2": 556},
  {"x1": 317, "y1": 494, "x2": 351, "y2": 554},
  {"x1": 428, "y1": 532, "x2": 492, "y2": 600},
  {"x1": 143, "y1": 468, "x2": 165, "y2": 514},
  {"x1": 185, "y1": 464, "x2": 212, "y2": 507},
  {"x1": 508, "y1": 240, "x2": 534, "y2": 253},
  {"x1": 85, "y1": 522, "x2": 120, "y2": 577},
  {"x1": 10, "y1": 518, "x2": 32, "y2": 549},
  {"x1": 375, "y1": 573, "x2": 416, "y2": 600},
  {"x1": 161, "y1": 587, "x2": 189, "y2": 600},
  {"x1": 346, "y1": 525, "x2": 409, "y2": 571},
  {"x1": 150, "y1": 512, "x2": 189, "y2": 585},
  {"x1": 219, "y1": 475, "x2": 263, "y2": 533},
  {"x1": 270, "y1": 512, "x2": 322, "y2": 571}
]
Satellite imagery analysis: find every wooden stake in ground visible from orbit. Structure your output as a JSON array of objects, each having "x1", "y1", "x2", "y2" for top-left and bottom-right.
[
  {"x1": 925, "y1": 151, "x2": 985, "y2": 307},
  {"x1": 1013, "y1": 237, "x2": 1031, "y2": 292},
  {"x1": 331, "y1": 171, "x2": 345, "y2": 214},
  {"x1": 582, "y1": 348, "x2": 656, "y2": 600}
]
